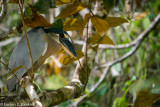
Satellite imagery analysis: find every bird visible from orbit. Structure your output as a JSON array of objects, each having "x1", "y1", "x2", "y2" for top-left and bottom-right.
[{"x1": 6, "y1": 27, "x2": 77, "y2": 92}]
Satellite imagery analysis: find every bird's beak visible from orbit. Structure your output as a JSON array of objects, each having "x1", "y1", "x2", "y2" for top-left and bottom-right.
[
  {"x1": 59, "y1": 35, "x2": 77, "y2": 58},
  {"x1": 45, "y1": 28, "x2": 77, "y2": 58}
]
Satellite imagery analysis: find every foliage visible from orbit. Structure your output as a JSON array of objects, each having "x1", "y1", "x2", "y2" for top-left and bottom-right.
[{"x1": 0, "y1": 0, "x2": 160, "y2": 107}]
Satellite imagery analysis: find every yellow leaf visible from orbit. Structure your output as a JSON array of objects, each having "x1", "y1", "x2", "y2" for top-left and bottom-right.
[
  {"x1": 89, "y1": 34, "x2": 114, "y2": 45},
  {"x1": 134, "y1": 12, "x2": 149, "y2": 20},
  {"x1": 106, "y1": 17, "x2": 128, "y2": 27},
  {"x1": 56, "y1": 0, "x2": 76, "y2": 6},
  {"x1": 63, "y1": 50, "x2": 84, "y2": 65},
  {"x1": 80, "y1": 13, "x2": 91, "y2": 35},
  {"x1": 57, "y1": 1, "x2": 87, "y2": 19},
  {"x1": 98, "y1": 35, "x2": 114, "y2": 45},
  {"x1": 25, "y1": 5, "x2": 52, "y2": 28},
  {"x1": 8, "y1": 0, "x2": 18, "y2": 3},
  {"x1": 63, "y1": 18, "x2": 83, "y2": 31},
  {"x1": 91, "y1": 16, "x2": 109, "y2": 36},
  {"x1": 88, "y1": 34, "x2": 101, "y2": 44}
]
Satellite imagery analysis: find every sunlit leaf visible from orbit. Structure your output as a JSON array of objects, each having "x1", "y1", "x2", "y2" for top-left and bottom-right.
[
  {"x1": 57, "y1": 1, "x2": 87, "y2": 19},
  {"x1": 8, "y1": 0, "x2": 18, "y2": 3},
  {"x1": 80, "y1": 13, "x2": 91, "y2": 35},
  {"x1": 88, "y1": 34, "x2": 101, "y2": 44},
  {"x1": 89, "y1": 34, "x2": 114, "y2": 45},
  {"x1": 106, "y1": 17, "x2": 128, "y2": 27},
  {"x1": 91, "y1": 16, "x2": 109, "y2": 36},
  {"x1": 63, "y1": 18, "x2": 83, "y2": 31},
  {"x1": 134, "y1": 12, "x2": 149, "y2": 20},
  {"x1": 98, "y1": 35, "x2": 114, "y2": 45},
  {"x1": 63, "y1": 50, "x2": 84, "y2": 65},
  {"x1": 56, "y1": 0, "x2": 76, "y2": 6},
  {"x1": 25, "y1": 5, "x2": 52, "y2": 28}
]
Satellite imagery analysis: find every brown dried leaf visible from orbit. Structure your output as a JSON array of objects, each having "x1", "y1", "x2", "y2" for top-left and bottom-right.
[
  {"x1": 134, "y1": 12, "x2": 149, "y2": 20},
  {"x1": 8, "y1": 0, "x2": 18, "y2": 3},
  {"x1": 25, "y1": 5, "x2": 52, "y2": 28}
]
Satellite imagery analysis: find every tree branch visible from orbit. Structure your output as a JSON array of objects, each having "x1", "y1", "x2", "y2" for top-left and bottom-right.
[
  {"x1": 70, "y1": 13, "x2": 160, "y2": 106},
  {"x1": 0, "y1": 0, "x2": 7, "y2": 23}
]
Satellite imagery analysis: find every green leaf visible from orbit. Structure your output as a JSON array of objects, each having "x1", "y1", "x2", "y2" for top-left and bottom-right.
[{"x1": 52, "y1": 18, "x2": 63, "y2": 29}]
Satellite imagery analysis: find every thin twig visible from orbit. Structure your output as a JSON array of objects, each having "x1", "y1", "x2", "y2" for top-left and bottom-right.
[
  {"x1": 18, "y1": 1, "x2": 34, "y2": 78},
  {"x1": 70, "y1": 13, "x2": 160, "y2": 106},
  {"x1": 0, "y1": 0, "x2": 7, "y2": 23}
]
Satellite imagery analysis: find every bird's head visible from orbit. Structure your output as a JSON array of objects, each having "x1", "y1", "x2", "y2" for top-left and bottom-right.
[{"x1": 44, "y1": 28, "x2": 77, "y2": 58}]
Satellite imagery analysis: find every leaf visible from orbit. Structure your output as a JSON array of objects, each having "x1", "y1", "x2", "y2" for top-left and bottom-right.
[
  {"x1": 52, "y1": 18, "x2": 63, "y2": 29},
  {"x1": 63, "y1": 50, "x2": 84, "y2": 65},
  {"x1": 57, "y1": 1, "x2": 87, "y2": 19},
  {"x1": 91, "y1": 16, "x2": 109, "y2": 36},
  {"x1": 56, "y1": 0, "x2": 76, "y2": 6},
  {"x1": 88, "y1": 34, "x2": 101, "y2": 44},
  {"x1": 63, "y1": 18, "x2": 83, "y2": 31},
  {"x1": 98, "y1": 35, "x2": 114, "y2": 45},
  {"x1": 133, "y1": 90, "x2": 160, "y2": 107},
  {"x1": 134, "y1": 12, "x2": 149, "y2": 20},
  {"x1": 25, "y1": 5, "x2": 52, "y2": 28},
  {"x1": 34, "y1": 0, "x2": 55, "y2": 13},
  {"x1": 7, "y1": 66, "x2": 23, "y2": 80},
  {"x1": 8, "y1": 0, "x2": 18, "y2": 3},
  {"x1": 89, "y1": 34, "x2": 114, "y2": 45},
  {"x1": 80, "y1": 13, "x2": 91, "y2": 35},
  {"x1": 106, "y1": 17, "x2": 128, "y2": 27}
]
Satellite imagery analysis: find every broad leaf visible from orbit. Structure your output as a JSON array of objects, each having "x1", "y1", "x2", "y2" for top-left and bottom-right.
[
  {"x1": 8, "y1": 0, "x2": 18, "y2": 3},
  {"x1": 91, "y1": 16, "x2": 109, "y2": 36},
  {"x1": 99, "y1": 35, "x2": 114, "y2": 45},
  {"x1": 56, "y1": 0, "x2": 76, "y2": 6},
  {"x1": 63, "y1": 50, "x2": 84, "y2": 65},
  {"x1": 52, "y1": 18, "x2": 63, "y2": 29},
  {"x1": 88, "y1": 34, "x2": 101, "y2": 44},
  {"x1": 63, "y1": 18, "x2": 83, "y2": 31},
  {"x1": 134, "y1": 12, "x2": 149, "y2": 20},
  {"x1": 57, "y1": 1, "x2": 87, "y2": 19},
  {"x1": 25, "y1": 5, "x2": 52, "y2": 28},
  {"x1": 134, "y1": 90, "x2": 160, "y2": 107},
  {"x1": 80, "y1": 13, "x2": 91, "y2": 35},
  {"x1": 106, "y1": 17, "x2": 128, "y2": 27}
]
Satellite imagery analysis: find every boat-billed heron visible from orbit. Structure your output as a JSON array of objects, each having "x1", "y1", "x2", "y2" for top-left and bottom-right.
[{"x1": 6, "y1": 27, "x2": 76, "y2": 92}]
